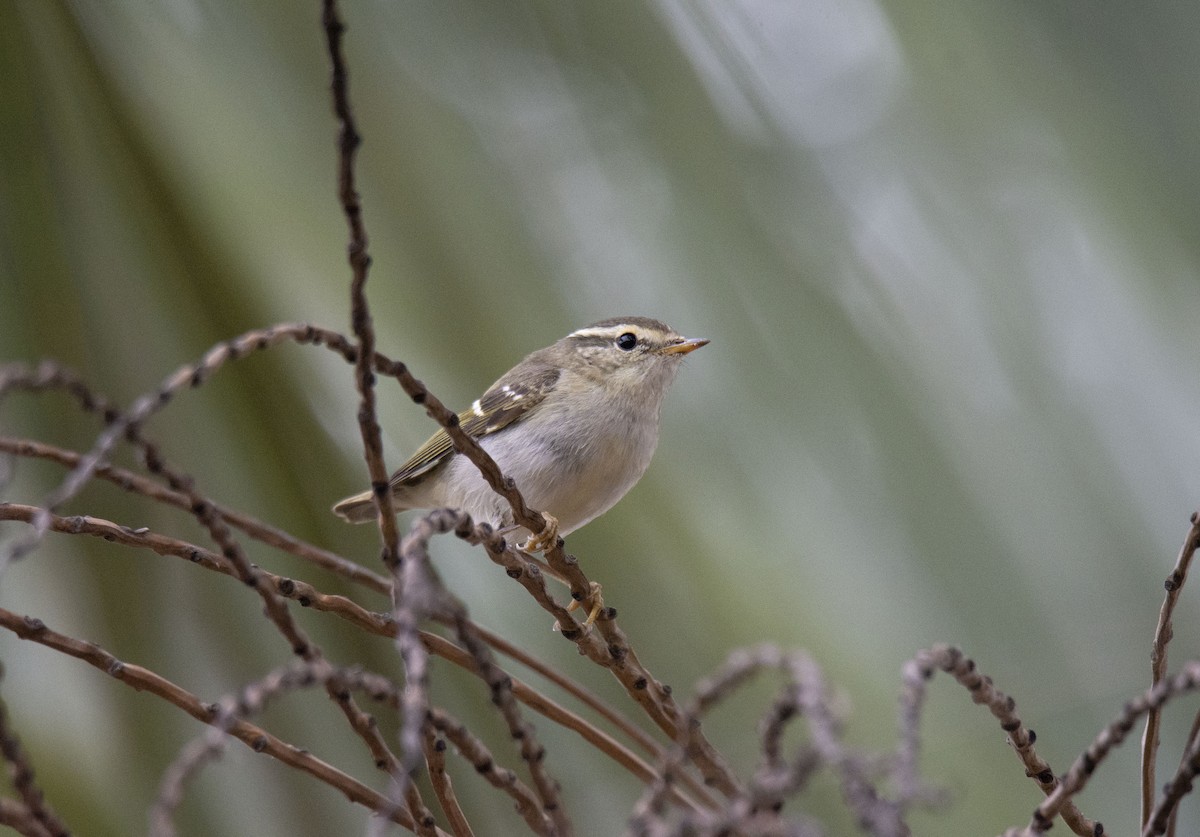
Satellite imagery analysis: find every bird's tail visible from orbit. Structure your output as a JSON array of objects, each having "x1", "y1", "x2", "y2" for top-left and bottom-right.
[{"x1": 331, "y1": 490, "x2": 382, "y2": 523}]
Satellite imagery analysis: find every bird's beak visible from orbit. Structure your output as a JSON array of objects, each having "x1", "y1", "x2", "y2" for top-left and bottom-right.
[{"x1": 660, "y1": 337, "x2": 710, "y2": 355}]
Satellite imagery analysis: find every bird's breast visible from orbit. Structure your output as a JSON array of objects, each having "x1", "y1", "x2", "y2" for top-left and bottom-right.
[{"x1": 481, "y1": 405, "x2": 660, "y2": 535}]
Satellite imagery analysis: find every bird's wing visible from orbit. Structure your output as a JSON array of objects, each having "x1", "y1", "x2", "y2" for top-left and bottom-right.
[{"x1": 389, "y1": 364, "x2": 561, "y2": 487}]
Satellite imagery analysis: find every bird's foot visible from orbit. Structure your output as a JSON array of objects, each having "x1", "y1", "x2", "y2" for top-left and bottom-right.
[
  {"x1": 521, "y1": 511, "x2": 560, "y2": 554},
  {"x1": 556, "y1": 577, "x2": 604, "y2": 628}
]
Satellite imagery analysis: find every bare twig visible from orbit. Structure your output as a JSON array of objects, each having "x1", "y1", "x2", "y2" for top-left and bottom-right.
[
  {"x1": 429, "y1": 707, "x2": 555, "y2": 836},
  {"x1": 321, "y1": 0, "x2": 402, "y2": 575},
  {"x1": 1141, "y1": 509, "x2": 1200, "y2": 827},
  {"x1": 0, "y1": 501, "x2": 708, "y2": 815},
  {"x1": 0, "y1": 435, "x2": 390, "y2": 594},
  {"x1": 1146, "y1": 709, "x2": 1200, "y2": 837},
  {"x1": 430, "y1": 512, "x2": 739, "y2": 802},
  {"x1": 0, "y1": 608, "x2": 423, "y2": 831},
  {"x1": 901, "y1": 645, "x2": 1099, "y2": 837},
  {"x1": 630, "y1": 644, "x2": 897, "y2": 837},
  {"x1": 0, "y1": 355, "x2": 414, "y2": 811},
  {"x1": 1026, "y1": 661, "x2": 1200, "y2": 836},
  {"x1": 424, "y1": 724, "x2": 474, "y2": 837},
  {"x1": 151, "y1": 660, "x2": 343, "y2": 837},
  {"x1": 0, "y1": 326, "x2": 319, "y2": 569},
  {"x1": 396, "y1": 508, "x2": 571, "y2": 836}
]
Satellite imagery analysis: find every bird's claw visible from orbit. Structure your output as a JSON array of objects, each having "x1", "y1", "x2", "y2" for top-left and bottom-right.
[
  {"x1": 522, "y1": 512, "x2": 560, "y2": 553},
  {"x1": 567, "y1": 581, "x2": 605, "y2": 628}
]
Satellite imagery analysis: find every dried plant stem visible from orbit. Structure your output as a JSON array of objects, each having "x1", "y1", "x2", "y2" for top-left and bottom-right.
[
  {"x1": 1028, "y1": 661, "x2": 1200, "y2": 836},
  {"x1": 902, "y1": 645, "x2": 1099, "y2": 837},
  {"x1": 466, "y1": 622, "x2": 717, "y2": 811},
  {"x1": 0, "y1": 608, "x2": 426, "y2": 831},
  {"x1": 1146, "y1": 707, "x2": 1200, "y2": 837},
  {"x1": 631, "y1": 644, "x2": 899, "y2": 836},
  {"x1": 0, "y1": 503, "x2": 694, "y2": 807},
  {"x1": 0, "y1": 325, "x2": 327, "y2": 568},
  {"x1": 396, "y1": 509, "x2": 571, "y2": 836},
  {"x1": 151, "y1": 660, "x2": 389, "y2": 836},
  {"x1": 321, "y1": 0, "x2": 402, "y2": 576},
  {"x1": 447, "y1": 516, "x2": 740, "y2": 799},
  {"x1": 423, "y1": 724, "x2": 474, "y2": 837},
  {"x1": 1141, "y1": 510, "x2": 1200, "y2": 827},
  {"x1": 0, "y1": 435, "x2": 390, "y2": 594}
]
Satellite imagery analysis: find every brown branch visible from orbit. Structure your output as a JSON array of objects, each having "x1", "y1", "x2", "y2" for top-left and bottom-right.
[
  {"x1": 0, "y1": 607, "x2": 428, "y2": 832},
  {"x1": 418, "y1": 512, "x2": 738, "y2": 802},
  {"x1": 396, "y1": 508, "x2": 571, "y2": 836},
  {"x1": 0, "y1": 502, "x2": 701, "y2": 809},
  {"x1": 151, "y1": 660, "x2": 350, "y2": 837},
  {"x1": 1146, "y1": 712, "x2": 1200, "y2": 837},
  {"x1": 424, "y1": 724, "x2": 474, "y2": 837},
  {"x1": 425, "y1": 515, "x2": 739, "y2": 800},
  {"x1": 902, "y1": 646, "x2": 1099, "y2": 837},
  {"x1": 630, "y1": 645, "x2": 894, "y2": 836},
  {"x1": 149, "y1": 733, "x2": 224, "y2": 837},
  {"x1": 0, "y1": 358, "x2": 415, "y2": 809},
  {"x1": 0, "y1": 435, "x2": 390, "y2": 594},
  {"x1": 0, "y1": 326, "x2": 322, "y2": 567},
  {"x1": 466, "y1": 622, "x2": 715, "y2": 812},
  {"x1": 1142, "y1": 509, "x2": 1200, "y2": 826},
  {"x1": 1162, "y1": 707, "x2": 1200, "y2": 837},
  {"x1": 1023, "y1": 661, "x2": 1200, "y2": 836},
  {"x1": 320, "y1": 0, "x2": 402, "y2": 574},
  {"x1": 429, "y1": 707, "x2": 555, "y2": 836}
]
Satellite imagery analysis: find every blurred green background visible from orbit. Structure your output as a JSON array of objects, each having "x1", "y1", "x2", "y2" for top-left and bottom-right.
[{"x1": 3, "y1": 1, "x2": 1200, "y2": 834}]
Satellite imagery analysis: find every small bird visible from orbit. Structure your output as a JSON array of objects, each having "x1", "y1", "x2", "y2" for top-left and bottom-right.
[{"x1": 333, "y1": 317, "x2": 708, "y2": 551}]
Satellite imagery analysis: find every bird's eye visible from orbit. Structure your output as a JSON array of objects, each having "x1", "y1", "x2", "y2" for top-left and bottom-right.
[{"x1": 616, "y1": 332, "x2": 638, "y2": 351}]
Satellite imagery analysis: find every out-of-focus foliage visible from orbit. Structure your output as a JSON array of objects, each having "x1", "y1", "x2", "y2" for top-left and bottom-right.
[{"x1": 2, "y1": 1, "x2": 1199, "y2": 834}]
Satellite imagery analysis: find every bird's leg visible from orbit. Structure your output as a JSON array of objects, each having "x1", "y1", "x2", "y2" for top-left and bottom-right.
[
  {"x1": 502, "y1": 513, "x2": 605, "y2": 631},
  {"x1": 521, "y1": 511, "x2": 560, "y2": 554}
]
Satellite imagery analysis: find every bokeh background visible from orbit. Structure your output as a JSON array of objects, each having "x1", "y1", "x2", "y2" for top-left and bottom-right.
[{"x1": 3, "y1": 2, "x2": 1200, "y2": 835}]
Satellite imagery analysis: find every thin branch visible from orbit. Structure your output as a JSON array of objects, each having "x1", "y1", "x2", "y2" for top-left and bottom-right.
[
  {"x1": 901, "y1": 646, "x2": 1099, "y2": 837},
  {"x1": 151, "y1": 660, "x2": 344, "y2": 837},
  {"x1": 395, "y1": 508, "x2": 571, "y2": 836},
  {"x1": 0, "y1": 608, "x2": 424, "y2": 831},
  {"x1": 424, "y1": 724, "x2": 474, "y2": 837},
  {"x1": 429, "y1": 707, "x2": 555, "y2": 836},
  {"x1": 320, "y1": 0, "x2": 402, "y2": 574},
  {"x1": 0, "y1": 356, "x2": 414, "y2": 809},
  {"x1": 1141, "y1": 509, "x2": 1200, "y2": 826},
  {"x1": 1025, "y1": 661, "x2": 1200, "y2": 836},
  {"x1": 0, "y1": 435, "x2": 390, "y2": 594},
  {"x1": 631, "y1": 644, "x2": 896, "y2": 837},
  {"x1": 0, "y1": 326, "x2": 318, "y2": 569},
  {"x1": 429, "y1": 514, "x2": 740, "y2": 800},
  {"x1": 1146, "y1": 714, "x2": 1200, "y2": 837},
  {"x1": 0, "y1": 503, "x2": 698, "y2": 808}
]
